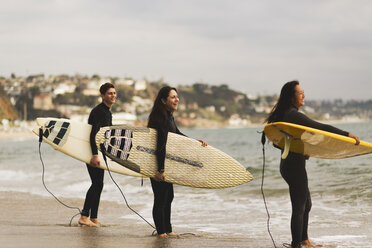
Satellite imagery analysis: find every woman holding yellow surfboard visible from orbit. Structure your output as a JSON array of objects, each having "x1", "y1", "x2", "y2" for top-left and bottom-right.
[{"x1": 265, "y1": 81, "x2": 359, "y2": 248}]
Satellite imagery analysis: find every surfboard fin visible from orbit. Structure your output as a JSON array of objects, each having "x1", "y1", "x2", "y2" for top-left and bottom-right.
[{"x1": 282, "y1": 134, "x2": 292, "y2": 159}]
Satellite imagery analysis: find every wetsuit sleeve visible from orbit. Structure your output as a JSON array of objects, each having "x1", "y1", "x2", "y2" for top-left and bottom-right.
[
  {"x1": 89, "y1": 112, "x2": 103, "y2": 155},
  {"x1": 287, "y1": 110, "x2": 349, "y2": 136},
  {"x1": 156, "y1": 125, "x2": 168, "y2": 172},
  {"x1": 175, "y1": 125, "x2": 187, "y2": 137}
]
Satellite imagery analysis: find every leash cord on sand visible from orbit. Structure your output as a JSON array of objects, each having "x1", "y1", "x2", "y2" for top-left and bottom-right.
[
  {"x1": 100, "y1": 144, "x2": 156, "y2": 231},
  {"x1": 100, "y1": 145, "x2": 195, "y2": 237},
  {"x1": 38, "y1": 129, "x2": 81, "y2": 226},
  {"x1": 259, "y1": 131, "x2": 278, "y2": 248}
]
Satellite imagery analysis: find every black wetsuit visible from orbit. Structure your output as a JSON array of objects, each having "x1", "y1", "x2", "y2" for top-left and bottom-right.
[
  {"x1": 150, "y1": 113, "x2": 185, "y2": 235},
  {"x1": 81, "y1": 103, "x2": 112, "y2": 218},
  {"x1": 278, "y1": 107, "x2": 348, "y2": 247}
]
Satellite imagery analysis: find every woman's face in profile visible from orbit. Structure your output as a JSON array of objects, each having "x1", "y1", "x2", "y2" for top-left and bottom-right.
[
  {"x1": 293, "y1": 85, "x2": 305, "y2": 108},
  {"x1": 163, "y1": 89, "x2": 179, "y2": 112}
]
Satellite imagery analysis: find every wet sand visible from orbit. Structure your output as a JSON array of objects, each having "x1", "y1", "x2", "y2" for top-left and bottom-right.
[
  {"x1": 1, "y1": 191, "x2": 371, "y2": 247},
  {"x1": 0, "y1": 191, "x2": 268, "y2": 248}
]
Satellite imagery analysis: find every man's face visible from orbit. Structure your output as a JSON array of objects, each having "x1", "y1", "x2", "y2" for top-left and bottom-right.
[{"x1": 102, "y1": 87, "x2": 116, "y2": 107}]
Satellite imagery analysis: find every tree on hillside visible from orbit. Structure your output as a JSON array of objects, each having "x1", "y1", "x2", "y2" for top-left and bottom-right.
[
  {"x1": 116, "y1": 84, "x2": 134, "y2": 103},
  {"x1": 54, "y1": 92, "x2": 97, "y2": 106}
]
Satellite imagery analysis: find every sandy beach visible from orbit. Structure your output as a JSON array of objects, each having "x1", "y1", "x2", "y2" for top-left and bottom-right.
[
  {"x1": 0, "y1": 191, "x2": 267, "y2": 248},
  {"x1": 3, "y1": 191, "x2": 370, "y2": 248}
]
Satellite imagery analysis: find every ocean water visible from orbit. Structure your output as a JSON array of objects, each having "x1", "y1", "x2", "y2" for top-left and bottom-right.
[{"x1": 1, "y1": 122, "x2": 371, "y2": 247}]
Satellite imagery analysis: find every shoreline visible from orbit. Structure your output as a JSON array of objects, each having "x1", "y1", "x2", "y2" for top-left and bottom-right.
[{"x1": 0, "y1": 128, "x2": 36, "y2": 140}]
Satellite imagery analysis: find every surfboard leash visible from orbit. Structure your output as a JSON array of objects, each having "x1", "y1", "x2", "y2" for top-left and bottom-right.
[
  {"x1": 99, "y1": 144, "x2": 156, "y2": 231},
  {"x1": 259, "y1": 131, "x2": 278, "y2": 248},
  {"x1": 38, "y1": 128, "x2": 82, "y2": 226},
  {"x1": 99, "y1": 145, "x2": 195, "y2": 237}
]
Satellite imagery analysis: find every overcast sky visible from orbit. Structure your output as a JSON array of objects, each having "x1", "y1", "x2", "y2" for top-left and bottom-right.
[{"x1": 1, "y1": 0, "x2": 372, "y2": 100}]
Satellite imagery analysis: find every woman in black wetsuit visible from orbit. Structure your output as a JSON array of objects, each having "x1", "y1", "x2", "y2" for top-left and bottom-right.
[
  {"x1": 266, "y1": 81, "x2": 359, "y2": 248},
  {"x1": 147, "y1": 86, "x2": 208, "y2": 238}
]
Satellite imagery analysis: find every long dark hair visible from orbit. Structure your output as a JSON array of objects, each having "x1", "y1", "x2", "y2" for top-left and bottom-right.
[
  {"x1": 148, "y1": 86, "x2": 177, "y2": 128},
  {"x1": 265, "y1": 80, "x2": 299, "y2": 123}
]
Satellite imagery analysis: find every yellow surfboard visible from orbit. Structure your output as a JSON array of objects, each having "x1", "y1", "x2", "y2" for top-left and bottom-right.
[{"x1": 264, "y1": 122, "x2": 372, "y2": 159}]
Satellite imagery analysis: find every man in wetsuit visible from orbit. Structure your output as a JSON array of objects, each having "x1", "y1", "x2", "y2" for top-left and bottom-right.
[{"x1": 78, "y1": 83, "x2": 116, "y2": 227}]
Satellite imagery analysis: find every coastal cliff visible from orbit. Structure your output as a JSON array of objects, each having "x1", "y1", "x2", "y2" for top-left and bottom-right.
[{"x1": 0, "y1": 86, "x2": 18, "y2": 120}]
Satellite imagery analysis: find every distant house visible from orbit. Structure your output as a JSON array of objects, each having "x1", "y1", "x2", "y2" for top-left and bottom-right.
[
  {"x1": 205, "y1": 105, "x2": 216, "y2": 112},
  {"x1": 187, "y1": 102, "x2": 199, "y2": 110},
  {"x1": 83, "y1": 80, "x2": 112, "y2": 96},
  {"x1": 112, "y1": 112, "x2": 137, "y2": 125},
  {"x1": 134, "y1": 80, "x2": 147, "y2": 91},
  {"x1": 116, "y1": 78, "x2": 134, "y2": 86},
  {"x1": 83, "y1": 81, "x2": 101, "y2": 96},
  {"x1": 54, "y1": 82, "x2": 76, "y2": 95},
  {"x1": 228, "y1": 114, "x2": 249, "y2": 127},
  {"x1": 82, "y1": 88, "x2": 99, "y2": 96},
  {"x1": 33, "y1": 94, "x2": 54, "y2": 110}
]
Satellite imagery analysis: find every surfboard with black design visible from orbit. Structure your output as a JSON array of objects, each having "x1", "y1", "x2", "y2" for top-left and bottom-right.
[
  {"x1": 34, "y1": 117, "x2": 253, "y2": 188},
  {"x1": 95, "y1": 125, "x2": 253, "y2": 188},
  {"x1": 33, "y1": 117, "x2": 143, "y2": 177}
]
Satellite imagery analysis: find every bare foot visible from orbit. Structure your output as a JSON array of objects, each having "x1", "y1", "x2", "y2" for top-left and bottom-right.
[
  {"x1": 158, "y1": 233, "x2": 167, "y2": 238},
  {"x1": 90, "y1": 218, "x2": 101, "y2": 225},
  {"x1": 167, "y1": 232, "x2": 177, "y2": 236},
  {"x1": 301, "y1": 239, "x2": 323, "y2": 247},
  {"x1": 78, "y1": 216, "x2": 98, "y2": 227}
]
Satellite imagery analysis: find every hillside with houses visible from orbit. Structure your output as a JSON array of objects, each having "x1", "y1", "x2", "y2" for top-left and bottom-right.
[{"x1": 1, "y1": 74, "x2": 371, "y2": 129}]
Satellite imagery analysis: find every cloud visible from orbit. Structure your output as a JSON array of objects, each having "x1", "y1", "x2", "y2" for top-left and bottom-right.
[{"x1": 1, "y1": 0, "x2": 372, "y2": 99}]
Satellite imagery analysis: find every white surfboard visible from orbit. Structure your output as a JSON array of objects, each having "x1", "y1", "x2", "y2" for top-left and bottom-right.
[
  {"x1": 33, "y1": 117, "x2": 144, "y2": 177},
  {"x1": 34, "y1": 117, "x2": 253, "y2": 188},
  {"x1": 95, "y1": 124, "x2": 253, "y2": 188}
]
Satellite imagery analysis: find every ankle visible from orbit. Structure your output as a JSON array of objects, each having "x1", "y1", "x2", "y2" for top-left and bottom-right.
[
  {"x1": 79, "y1": 216, "x2": 89, "y2": 221},
  {"x1": 158, "y1": 233, "x2": 167, "y2": 238},
  {"x1": 91, "y1": 218, "x2": 101, "y2": 224}
]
